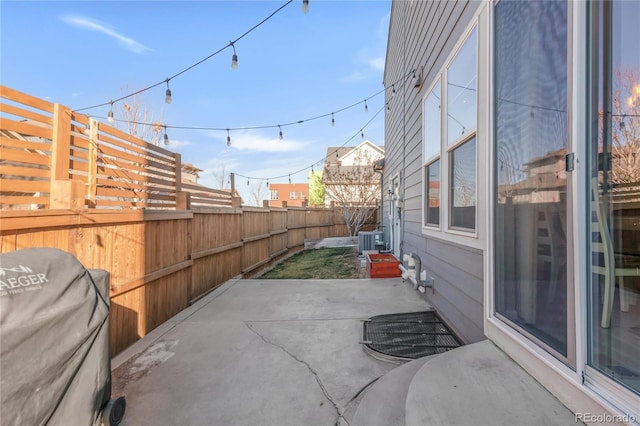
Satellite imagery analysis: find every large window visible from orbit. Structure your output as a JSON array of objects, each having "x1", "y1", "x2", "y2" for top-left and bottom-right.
[
  {"x1": 422, "y1": 26, "x2": 477, "y2": 232},
  {"x1": 494, "y1": 0, "x2": 569, "y2": 359},
  {"x1": 423, "y1": 80, "x2": 441, "y2": 227}
]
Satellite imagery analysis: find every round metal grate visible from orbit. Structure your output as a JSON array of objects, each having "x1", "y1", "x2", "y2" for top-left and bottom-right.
[{"x1": 362, "y1": 311, "x2": 462, "y2": 361}]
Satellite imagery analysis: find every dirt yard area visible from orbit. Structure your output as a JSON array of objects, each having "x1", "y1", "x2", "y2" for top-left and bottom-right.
[{"x1": 259, "y1": 247, "x2": 366, "y2": 279}]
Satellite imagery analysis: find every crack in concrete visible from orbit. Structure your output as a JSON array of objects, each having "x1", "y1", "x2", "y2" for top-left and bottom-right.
[{"x1": 244, "y1": 321, "x2": 350, "y2": 426}]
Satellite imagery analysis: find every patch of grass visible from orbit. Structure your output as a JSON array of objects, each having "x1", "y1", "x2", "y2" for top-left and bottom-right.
[{"x1": 259, "y1": 247, "x2": 362, "y2": 279}]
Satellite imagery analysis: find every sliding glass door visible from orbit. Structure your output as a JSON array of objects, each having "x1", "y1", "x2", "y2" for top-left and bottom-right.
[
  {"x1": 588, "y1": 0, "x2": 640, "y2": 396},
  {"x1": 494, "y1": 0, "x2": 572, "y2": 361}
]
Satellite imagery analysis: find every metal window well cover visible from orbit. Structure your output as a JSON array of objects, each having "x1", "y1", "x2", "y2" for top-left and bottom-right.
[{"x1": 362, "y1": 311, "x2": 462, "y2": 362}]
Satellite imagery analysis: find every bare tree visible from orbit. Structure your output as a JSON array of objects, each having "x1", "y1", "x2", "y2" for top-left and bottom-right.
[
  {"x1": 212, "y1": 164, "x2": 230, "y2": 190},
  {"x1": 323, "y1": 150, "x2": 381, "y2": 236},
  {"x1": 609, "y1": 67, "x2": 640, "y2": 185},
  {"x1": 246, "y1": 180, "x2": 269, "y2": 207},
  {"x1": 115, "y1": 85, "x2": 164, "y2": 145}
]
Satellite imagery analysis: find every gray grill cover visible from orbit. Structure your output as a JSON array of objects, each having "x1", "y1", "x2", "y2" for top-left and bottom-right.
[{"x1": 1, "y1": 248, "x2": 111, "y2": 426}]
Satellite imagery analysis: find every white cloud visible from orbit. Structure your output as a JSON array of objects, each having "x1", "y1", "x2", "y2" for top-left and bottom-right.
[
  {"x1": 212, "y1": 130, "x2": 305, "y2": 152},
  {"x1": 368, "y1": 56, "x2": 385, "y2": 72},
  {"x1": 62, "y1": 15, "x2": 151, "y2": 54},
  {"x1": 166, "y1": 139, "x2": 191, "y2": 149}
]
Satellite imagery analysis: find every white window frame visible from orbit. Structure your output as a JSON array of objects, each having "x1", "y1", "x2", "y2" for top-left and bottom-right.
[
  {"x1": 422, "y1": 77, "x2": 443, "y2": 230},
  {"x1": 421, "y1": 19, "x2": 483, "y2": 250},
  {"x1": 270, "y1": 190, "x2": 279, "y2": 200},
  {"x1": 290, "y1": 191, "x2": 297, "y2": 200}
]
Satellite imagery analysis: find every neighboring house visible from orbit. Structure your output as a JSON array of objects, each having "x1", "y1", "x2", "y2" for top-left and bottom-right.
[
  {"x1": 268, "y1": 183, "x2": 309, "y2": 208},
  {"x1": 322, "y1": 140, "x2": 384, "y2": 208},
  {"x1": 181, "y1": 163, "x2": 202, "y2": 184},
  {"x1": 384, "y1": 0, "x2": 639, "y2": 421}
]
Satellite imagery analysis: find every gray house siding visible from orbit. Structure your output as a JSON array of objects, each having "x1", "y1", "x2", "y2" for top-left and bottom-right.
[{"x1": 383, "y1": 0, "x2": 485, "y2": 343}]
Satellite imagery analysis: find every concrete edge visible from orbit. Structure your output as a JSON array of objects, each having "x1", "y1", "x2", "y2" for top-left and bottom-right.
[{"x1": 110, "y1": 275, "x2": 242, "y2": 370}]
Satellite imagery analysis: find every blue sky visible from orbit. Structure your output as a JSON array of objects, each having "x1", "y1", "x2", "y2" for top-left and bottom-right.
[{"x1": 1, "y1": 0, "x2": 390, "y2": 202}]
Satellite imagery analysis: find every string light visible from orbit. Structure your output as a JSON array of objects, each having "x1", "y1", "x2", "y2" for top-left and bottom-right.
[
  {"x1": 73, "y1": 0, "x2": 295, "y2": 113},
  {"x1": 364, "y1": 99, "x2": 368, "y2": 112},
  {"x1": 288, "y1": 175, "x2": 291, "y2": 184},
  {"x1": 279, "y1": 125, "x2": 283, "y2": 140},
  {"x1": 302, "y1": 0, "x2": 309, "y2": 14},
  {"x1": 247, "y1": 178, "x2": 250, "y2": 186},
  {"x1": 230, "y1": 41, "x2": 238, "y2": 69},
  {"x1": 163, "y1": 126, "x2": 169, "y2": 145},
  {"x1": 233, "y1": 104, "x2": 385, "y2": 184},
  {"x1": 93, "y1": 69, "x2": 415, "y2": 140},
  {"x1": 392, "y1": 84, "x2": 396, "y2": 97},
  {"x1": 107, "y1": 101, "x2": 114, "y2": 124},
  {"x1": 360, "y1": 129, "x2": 364, "y2": 139},
  {"x1": 165, "y1": 79, "x2": 172, "y2": 104},
  {"x1": 227, "y1": 129, "x2": 231, "y2": 146}
]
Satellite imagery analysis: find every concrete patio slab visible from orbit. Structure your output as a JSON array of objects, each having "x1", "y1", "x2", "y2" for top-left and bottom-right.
[{"x1": 113, "y1": 277, "x2": 429, "y2": 426}]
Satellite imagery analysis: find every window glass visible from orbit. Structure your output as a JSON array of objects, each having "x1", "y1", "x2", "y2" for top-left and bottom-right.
[
  {"x1": 494, "y1": 0, "x2": 568, "y2": 357},
  {"x1": 290, "y1": 191, "x2": 297, "y2": 199},
  {"x1": 424, "y1": 159, "x2": 441, "y2": 226},
  {"x1": 270, "y1": 190, "x2": 279, "y2": 200},
  {"x1": 450, "y1": 138, "x2": 476, "y2": 229},
  {"x1": 424, "y1": 81, "x2": 441, "y2": 161},
  {"x1": 447, "y1": 27, "x2": 477, "y2": 146},
  {"x1": 588, "y1": 0, "x2": 640, "y2": 395}
]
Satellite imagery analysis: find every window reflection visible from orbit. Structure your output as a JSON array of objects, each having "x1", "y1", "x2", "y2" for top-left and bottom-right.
[
  {"x1": 589, "y1": 0, "x2": 640, "y2": 396},
  {"x1": 494, "y1": 0, "x2": 569, "y2": 357},
  {"x1": 425, "y1": 160, "x2": 440, "y2": 226},
  {"x1": 447, "y1": 28, "x2": 477, "y2": 146},
  {"x1": 450, "y1": 138, "x2": 476, "y2": 230}
]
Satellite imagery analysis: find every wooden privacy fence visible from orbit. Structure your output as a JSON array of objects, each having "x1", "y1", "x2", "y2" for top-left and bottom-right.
[
  {"x1": 0, "y1": 85, "x2": 235, "y2": 210},
  {"x1": 0, "y1": 85, "x2": 380, "y2": 356},
  {"x1": 0, "y1": 205, "x2": 360, "y2": 355}
]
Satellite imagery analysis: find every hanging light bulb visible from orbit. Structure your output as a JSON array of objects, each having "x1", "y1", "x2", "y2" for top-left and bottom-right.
[
  {"x1": 364, "y1": 99, "x2": 368, "y2": 112},
  {"x1": 230, "y1": 42, "x2": 238, "y2": 69},
  {"x1": 620, "y1": 116, "x2": 626, "y2": 130},
  {"x1": 331, "y1": 112, "x2": 335, "y2": 127},
  {"x1": 288, "y1": 175, "x2": 292, "y2": 184},
  {"x1": 302, "y1": 0, "x2": 309, "y2": 13},
  {"x1": 392, "y1": 84, "x2": 396, "y2": 97},
  {"x1": 311, "y1": 164, "x2": 314, "y2": 174},
  {"x1": 360, "y1": 129, "x2": 364, "y2": 139},
  {"x1": 163, "y1": 127, "x2": 169, "y2": 145},
  {"x1": 226, "y1": 129, "x2": 231, "y2": 146},
  {"x1": 247, "y1": 178, "x2": 250, "y2": 186},
  {"x1": 279, "y1": 125, "x2": 283, "y2": 140},
  {"x1": 386, "y1": 102, "x2": 390, "y2": 111},
  {"x1": 266, "y1": 179, "x2": 269, "y2": 188},
  {"x1": 165, "y1": 79, "x2": 172, "y2": 104},
  {"x1": 107, "y1": 101, "x2": 114, "y2": 124}
]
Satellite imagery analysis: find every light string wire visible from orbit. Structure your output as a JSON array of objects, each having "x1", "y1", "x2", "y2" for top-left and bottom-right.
[
  {"x1": 234, "y1": 102, "x2": 386, "y2": 182},
  {"x1": 72, "y1": 0, "x2": 294, "y2": 113},
  {"x1": 90, "y1": 68, "x2": 415, "y2": 134}
]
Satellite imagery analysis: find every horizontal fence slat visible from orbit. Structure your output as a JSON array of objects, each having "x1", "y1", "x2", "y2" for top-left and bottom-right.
[
  {"x1": 97, "y1": 143, "x2": 176, "y2": 175},
  {"x1": 0, "y1": 164, "x2": 49, "y2": 178},
  {"x1": 181, "y1": 182, "x2": 232, "y2": 197},
  {"x1": 0, "y1": 147, "x2": 51, "y2": 166},
  {"x1": 0, "y1": 196, "x2": 48, "y2": 207},
  {"x1": 0, "y1": 178, "x2": 50, "y2": 193},
  {"x1": 97, "y1": 125, "x2": 176, "y2": 161},
  {"x1": 0, "y1": 118, "x2": 52, "y2": 140},
  {"x1": 0, "y1": 103, "x2": 53, "y2": 126},
  {"x1": 0, "y1": 136, "x2": 52, "y2": 153},
  {"x1": 95, "y1": 186, "x2": 176, "y2": 201},
  {"x1": 191, "y1": 242, "x2": 243, "y2": 260},
  {"x1": 0, "y1": 85, "x2": 55, "y2": 113}
]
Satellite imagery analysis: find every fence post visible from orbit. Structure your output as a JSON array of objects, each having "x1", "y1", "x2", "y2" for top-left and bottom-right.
[
  {"x1": 230, "y1": 172, "x2": 242, "y2": 207},
  {"x1": 50, "y1": 104, "x2": 84, "y2": 209},
  {"x1": 174, "y1": 152, "x2": 191, "y2": 210},
  {"x1": 87, "y1": 118, "x2": 98, "y2": 207}
]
